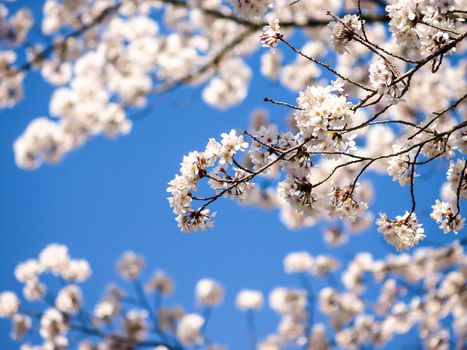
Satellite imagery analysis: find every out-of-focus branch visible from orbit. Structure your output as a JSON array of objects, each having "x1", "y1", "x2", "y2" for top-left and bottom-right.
[
  {"x1": 163, "y1": 0, "x2": 389, "y2": 29},
  {"x1": 3, "y1": 1, "x2": 122, "y2": 80},
  {"x1": 152, "y1": 28, "x2": 256, "y2": 95},
  {"x1": 2, "y1": 0, "x2": 390, "y2": 85},
  {"x1": 246, "y1": 310, "x2": 257, "y2": 350}
]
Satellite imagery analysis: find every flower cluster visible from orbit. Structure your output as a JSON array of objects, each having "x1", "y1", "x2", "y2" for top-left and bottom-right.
[
  {"x1": 177, "y1": 313, "x2": 205, "y2": 346},
  {"x1": 269, "y1": 287, "x2": 308, "y2": 343},
  {"x1": 376, "y1": 212, "x2": 426, "y2": 251},
  {"x1": 231, "y1": 0, "x2": 271, "y2": 18},
  {"x1": 169, "y1": 81, "x2": 380, "y2": 237},
  {"x1": 387, "y1": 143, "x2": 419, "y2": 186},
  {"x1": 235, "y1": 290, "x2": 264, "y2": 310},
  {"x1": 202, "y1": 58, "x2": 252, "y2": 110},
  {"x1": 328, "y1": 184, "x2": 368, "y2": 222},
  {"x1": 447, "y1": 159, "x2": 467, "y2": 198},
  {"x1": 0, "y1": 5, "x2": 33, "y2": 47},
  {"x1": 15, "y1": 244, "x2": 91, "y2": 305},
  {"x1": 430, "y1": 199, "x2": 465, "y2": 233},
  {"x1": 13, "y1": 118, "x2": 71, "y2": 169},
  {"x1": 284, "y1": 251, "x2": 340, "y2": 277},
  {"x1": 168, "y1": 129, "x2": 250, "y2": 231},
  {"x1": 385, "y1": 0, "x2": 463, "y2": 55},
  {"x1": 169, "y1": 68, "x2": 465, "y2": 249},
  {"x1": 117, "y1": 251, "x2": 145, "y2": 281},
  {"x1": 295, "y1": 84, "x2": 354, "y2": 149},
  {"x1": 0, "y1": 244, "x2": 91, "y2": 349},
  {"x1": 17, "y1": 9, "x2": 176, "y2": 167},
  {"x1": 369, "y1": 58, "x2": 403, "y2": 98},
  {"x1": 0, "y1": 4, "x2": 33, "y2": 108},
  {"x1": 195, "y1": 279, "x2": 224, "y2": 306},
  {"x1": 283, "y1": 251, "x2": 314, "y2": 274},
  {"x1": 328, "y1": 14, "x2": 364, "y2": 54},
  {"x1": 260, "y1": 18, "x2": 281, "y2": 51}
]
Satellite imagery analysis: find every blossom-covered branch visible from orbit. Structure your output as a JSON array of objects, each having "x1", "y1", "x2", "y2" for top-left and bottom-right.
[
  {"x1": 1, "y1": 242, "x2": 466, "y2": 349},
  {"x1": 168, "y1": 0, "x2": 466, "y2": 250},
  {"x1": 4, "y1": 0, "x2": 394, "y2": 169}
]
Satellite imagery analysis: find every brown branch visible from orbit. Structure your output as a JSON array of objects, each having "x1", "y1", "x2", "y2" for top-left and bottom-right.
[
  {"x1": 195, "y1": 136, "x2": 315, "y2": 211},
  {"x1": 3, "y1": 2, "x2": 122, "y2": 80},
  {"x1": 454, "y1": 160, "x2": 467, "y2": 217},
  {"x1": 152, "y1": 28, "x2": 255, "y2": 95},
  {"x1": 327, "y1": 12, "x2": 417, "y2": 65},
  {"x1": 279, "y1": 36, "x2": 376, "y2": 92},
  {"x1": 244, "y1": 130, "x2": 284, "y2": 154},
  {"x1": 191, "y1": 121, "x2": 466, "y2": 215},
  {"x1": 408, "y1": 93, "x2": 467, "y2": 140},
  {"x1": 407, "y1": 146, "x2": 423, "y2": 217},
  {"x1": 354, "y1": 30, "x2": 467, "y2": 110},
  {"x1": 263, "y1": 96, "x2": 303, "y2": 110}
]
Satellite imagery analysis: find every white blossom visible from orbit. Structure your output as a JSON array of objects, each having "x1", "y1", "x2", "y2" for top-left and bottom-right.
[
  {"x1": 122, "y1": 309, "x2": 148, "y2": 340},
  {"x1": 328, "y1": 15, "x2": 363, "y2": 54},
  {"x1": 23, "y1": 280, "x2": 46, "y2": 302},
  {"x1": 117, "y1": 251, "x2": 144, "y2": 281},
  {"x1": 195, "y1": 278, "x2": 224, "y2": 306},
  {"x1": 369, "y1": 58, "x2": 401, "y2": 97},
  {"x1": 447, "y1": 159, "x2": 466, "y2": 198},
  {"x1": 231, "y1": 0, "x2": 270, "y2": 18},
  {"x1": 39, "y1": 244, "x2": 70, "y2": 275},
  {"x1": 235, "y1": 289, "x2": 264, "y2": 310},
  {"x1": 430, "y1": 200, "x2": 464, "y2": 234},
  {"x1": 40, "y1": 308, "x2": 68, "y2": 339},
  {"x1": 15, "y1": 260, "x2": 42, "y2": 283},
  {"x1": 328, "y1": 184, "x2": 368, "y2": 222},
  {"x1": 177, "y1": 313, "x2": 205, "y2": 345},
  {"x1": 283, "y1": 251, "x2": 313, "y2": 274},
  {"x1": 0, "y1": 292, "x2": 19, "y2": 318},
  {"x1": 269, "y1": 287, "x2": 307, "y2": 314},
  {"x1": 61, "y1": 259, "x2": 91, "y2": 282},
  {"x1": 260, "y1": 19, "x2": 281, "y2": 51},
  {"x1": 14, "y1": 118, "x2": 71, "y2": 169},
  {"x1": 55, "y1": 285, "x2": 82, "y2": 315},
  {"x1": 146, "y1": 270, "x2": 174, "y2": 296},
  {"x1": 377, "y1": 212, "x2": 425, "y2": 251},
  {"x1": 94, "y1": 298, "x2": 120, "y2": 321}
]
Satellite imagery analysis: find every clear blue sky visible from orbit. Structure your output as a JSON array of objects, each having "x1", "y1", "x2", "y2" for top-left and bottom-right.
[{"x1": 0, "y1": 1, "x2": 462, "y2": 349}]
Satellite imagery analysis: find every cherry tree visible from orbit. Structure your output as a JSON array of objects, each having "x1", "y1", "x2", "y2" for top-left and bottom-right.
[{"x1": 0, "y1": 0, "x2": 466, "y2": 349}]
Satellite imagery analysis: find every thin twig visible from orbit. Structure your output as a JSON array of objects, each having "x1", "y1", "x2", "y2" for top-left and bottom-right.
[
  {"x1": 454, "y1": 160, "x2": 467, "y2": 217},
  {"x1": 263, "y1": 96, "x2": 303, "y2": 110},
  {"x1": 279, "y1": 36, "x2": 376, "y2": 92}
]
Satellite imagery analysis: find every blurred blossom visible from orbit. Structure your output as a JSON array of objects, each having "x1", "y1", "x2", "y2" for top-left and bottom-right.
[
  {"x1": 283, "y1": 251, "x2": 313, "y2": 274},
  {"x1": 117, "y1": 251, "x2": 145, "y2": 281},
  {"x1": 235, "y1": 289, "x2": 264, "y2": 310},
  {"x1": 0, "y1": 292, "x2": 19, "y2": 318},
  {"x1": 195, "y1": 278, "x2": 224, "y2": 306},
  {"x1": 0, "y1": 242, "x2": 466, "y2": 348},
  {"x1": 177, "y1": 313, "x2": 205, "y2": 345},
  {"x1": 146, "y1": 270, "x2": 174, "y2": 296}
]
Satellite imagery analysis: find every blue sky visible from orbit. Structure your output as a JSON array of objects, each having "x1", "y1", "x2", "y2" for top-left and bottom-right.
[{"x1": 0, "y1": 1, "x2": 464, "y2": 349}]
